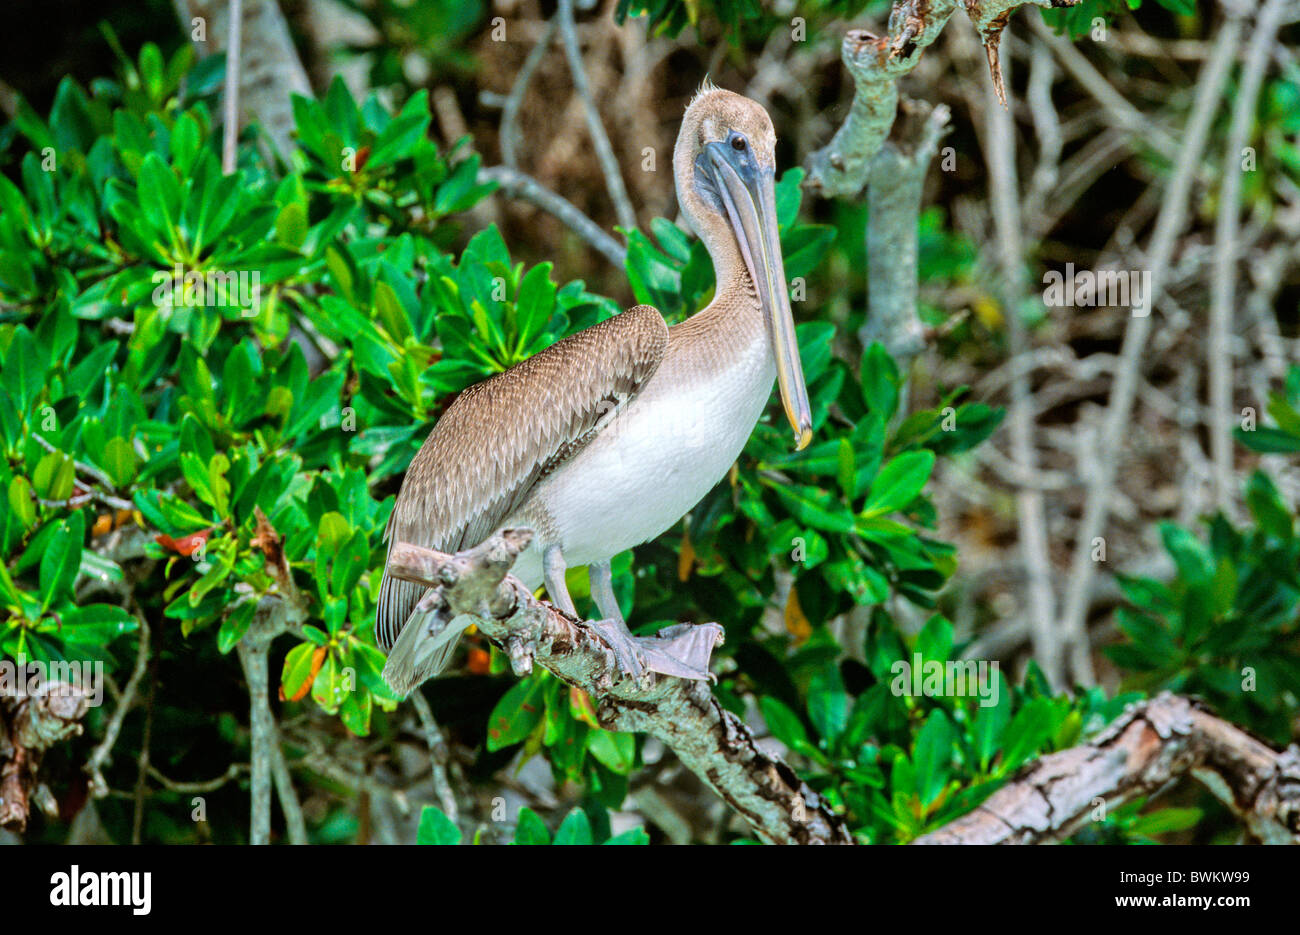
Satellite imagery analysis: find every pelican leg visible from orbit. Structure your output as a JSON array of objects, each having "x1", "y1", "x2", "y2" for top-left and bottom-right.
[
  {"x1": 586, "y1": 561, "x2": 645, "y2": 683},
  {"x1": 589, "y1": 561, "x2": 720, "y2": 683},
  {"x1": 542, "y1": 544, "x2": 578, "y2": 616},
  {"x1": 588, "y1": 560, "x2": 624, "y2": 623},
  {"x1": 545, "y1": 548, "x2": 641, "y2": 681}
]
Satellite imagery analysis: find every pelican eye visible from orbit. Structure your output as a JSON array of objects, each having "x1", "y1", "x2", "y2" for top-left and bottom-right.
[{"x1": 729, "y1": 133, "x2": 747, "y2": 152}]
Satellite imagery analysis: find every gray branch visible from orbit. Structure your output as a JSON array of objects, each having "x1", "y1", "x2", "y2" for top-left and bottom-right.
[
  {"x1": 915, "y1": 694, "x2": 1300, "y2": 844},
  {"x1": 386, "y1": 530, "x2": 854, "y2": 845},
  {"x1": 860, "y1": 100, "x2": 951, "y2": 368},
  {"x1": 1056, "y1": 6, "x2": 1248, "y2": 685},
  {"x1": 173, "y1": 0, "x2": 313, "y2": 162},
  {"x1": 1209, "y1": 0, "x2": 1297, "y2": 514},
  {"x1": 557, "y1": 0, "x2": 638, "y2": 232},
  {"x1": 480, "y1": 165, "x2": 628, "y2": 268},
  {"x1": 806, "y1": 0, "x2": 1080, "y2": 198}
]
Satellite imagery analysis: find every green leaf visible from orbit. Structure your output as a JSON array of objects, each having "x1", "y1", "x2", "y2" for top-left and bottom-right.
[
  {"x1": 374, "y1": 280, "x2": 411, "y2": 344},
  {"x1": 1235, "y1": 426, "x2": 1300, "y2": 453},
  {"x1": 1159, "y1": 522, "x2": 1214, "y2": 584},
  {"x1": 1244, "y1": 471, "x2": 1293, "y2": 540},
  {"x1": 769, "y1": 482, "x2": 855, "y2": 533},
  {"x1": 217, "y1": 602, "x2": 254, "y2": 654},
  {"x1": 913, "y1": 709, "x2": 954, "y2": 808},
  {"x1": 280, "y1": 642, "x2": 317, "y2": 700},
  {"x1": 759, "y1": 696, "x2": 821, "y2": 759},
  {"x1": 587, "y1": 730, "x2": 636, "y2": 774},
  {"x1": 137, "y1": 153, "x2": 181, "y2": 244},
  {"x1": 603, "y1": 827, "x2": 650, "y2": 845},
  {"x1": 513, "y1": 807, "x2": 552, "y2": 845},
  {"x1": 416, "y1": 805, "x2": 463, "y2": 845},
  {"x1": 553, "y1": 808, "x2": 594, "y2": 845},
  {"x1": 864, "y1": 450, "x2": 935, "y2": 517},
  {"x1": 807, "y1": 664, "x2": 850, "y2": 743},
  {"x1": 971, "y1": 672, "x2": 1011, "y2": 773},
  {"x1": 1128, "y1": 806, "x2": 1203, "y2": 836},
  {"x1": 486, "y1": 676, "x2": 546, "y2": 751},
  {"x1": 860, "y1": 343, "x2": 899, "y2": 420},
  {"x1": 996, "y1": 698, "x2": 1056, "y2": 775},
  {"x1": 40, "y1": 513, "x2": 85, "y2": 611},
  {"x1": 59, "y1": 603, "x2": 137, "y2": 645},
  {"x1": 2, "y1": 326, "x2": 44, "y2": 414},
  {"x1": 8, "y1": 477, "x2": 36, "y2": 530},
  {"x1": 100, "y1": 437, "x2": 138, "y2": 488}
]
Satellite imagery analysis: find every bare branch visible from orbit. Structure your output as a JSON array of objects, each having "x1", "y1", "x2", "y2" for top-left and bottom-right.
[
  {"x1": 85, "y1": 608, "x2": 150, "y2": 799},
  {"x1": 1209, "y1": 0, "x2": 1294, "y2": 514},
  {"x1": 915, "y1": 694, "x2": 1300, "y2": 844},
  {"x1": 980, "y1": 48, "x2": 1062, "y2": 686},
  {"x1": 501, "y1": 17, "x2": 559, "y2": 169},
  {"x1": 480, "y1": 164, "x2": 628, "y2": 268},
  {"x1": 1057, "y1": 8, "x2": 1248, "y2": 686},
  {"x1": 557, "y1": 0, "x2": 637, "y2": 232},
  {"x1": 1, "y1": 680, "x2": 91, "y2": 832},
  {"x1": 861, "y1": 99, "x2": 951, "y2": 368},
  {"x1": 222, "y1": 0, "x2": 243, "y2": 174},
  {"x1": 173, "y1": 0, "x2": 312, "y2": 162}
]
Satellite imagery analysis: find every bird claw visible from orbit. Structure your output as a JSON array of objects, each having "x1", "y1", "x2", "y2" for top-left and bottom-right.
[{"x1": 587, "y1": 619, "x2": 722, "y2": 686}]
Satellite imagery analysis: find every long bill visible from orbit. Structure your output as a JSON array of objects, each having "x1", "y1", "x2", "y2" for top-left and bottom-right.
[{"x1": 704, "y1": 142, "x2": 814, "y2": 450}]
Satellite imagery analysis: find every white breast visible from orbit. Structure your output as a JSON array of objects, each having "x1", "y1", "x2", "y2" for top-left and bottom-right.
[{"x1": 508, "y1": 328, "x2": 775, "y2": 588}]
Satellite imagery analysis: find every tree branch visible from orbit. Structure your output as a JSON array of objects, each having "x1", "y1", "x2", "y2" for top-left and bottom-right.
[
  {"x1": 915, "y1": 694, "x2": 1300, "y2": 844},
  {"x1": 1057, "y1": 6, "x2": 1248, "y2": 685},
  {"x1": 806, "y1": 0, "x2": 1080, "y2": 198},
  {"x1": 860, "y1": 99, "x2": 950, "y2": 369},
  {"x1": 386, "y1": 530, "x2": 854, "y2": 845},
  {"x1": 1, "y1": 680, "x2": 91, "y2": 832},
  {"x1": 556, "y1": 0, "x2": 637, "y2": 232},
  {"x1": 1209, "y1": 0, "x2": 1294, "y2": 514},
  {"x1": 479, "y1": 165, "x2": 628, "y2": 267}
]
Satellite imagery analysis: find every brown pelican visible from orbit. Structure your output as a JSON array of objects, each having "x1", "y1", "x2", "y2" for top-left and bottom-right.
[{"x1": 378, "y1": 86, "x2": 813, "y2": 694}]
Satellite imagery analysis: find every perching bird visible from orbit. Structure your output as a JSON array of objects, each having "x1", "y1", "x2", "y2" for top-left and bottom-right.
[{"x1": 377, "y1": 85, "x2": 813, "y2": 694}]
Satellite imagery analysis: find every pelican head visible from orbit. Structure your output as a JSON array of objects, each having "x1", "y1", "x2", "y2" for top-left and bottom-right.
[{"x1": 674, "y1": 84, "x2": 813, "y2": 451}]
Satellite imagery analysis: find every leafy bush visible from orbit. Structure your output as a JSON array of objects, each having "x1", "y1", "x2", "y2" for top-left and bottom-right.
[{"x1": 3, "y1": 31, "x2": 1292, "y2": 845}]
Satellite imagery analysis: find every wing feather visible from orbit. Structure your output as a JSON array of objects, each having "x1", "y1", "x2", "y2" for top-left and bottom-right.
[{"x1": 376, "y1": 306, "x2": 669, "y2": 656}]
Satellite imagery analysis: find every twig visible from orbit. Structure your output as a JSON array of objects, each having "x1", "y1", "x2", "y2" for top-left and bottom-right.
[
  {"x1": 147, "y1": 762, "x2": 246, "y2": 793},
  {"x1": 386, "y1": 531, "x2": 854, "y2": 845},
  {"x1": 85, "y1": 608, "x2": 150, "y2": 798},
  {"x1": 271, "y1": 737, "x2": 307, "y2": 844},
  {"x1": 501, "y1": 16, "x2": 558, "y2": 169},
  {"x1": 1028, "y1": 16, "x2": 1178, "y2": 161},
  {"x1": 410, "y1": 691, "x2": 459, "y2": 822},
  {"x1": 1209, "y1": 0, "x2": 1294, "y2": 514},
  {"x1": 222, "y1": 0, "x2": 243, "y2": 175},
  {"x1": 980, "y1": 46, "x2": 1062, "y2": 686},
  {"x1": 556, "y1": 0, "x2": 637, "y2": 232},
  {"x1": 915, "y1": 694, "x2": 1300, "y2": 844},
  {"x1": 480, "y1": 165, "x2": 627, "y2": 267},
  {"x1": 130, "y1": 671, "x2": 156, "y2": 844},
  {"x1": 1056, "y1": 7, "x2": 1247, "y2": 686},
  {"x1": 236, "y1": 639, "x2": 273, "y2": 844}
]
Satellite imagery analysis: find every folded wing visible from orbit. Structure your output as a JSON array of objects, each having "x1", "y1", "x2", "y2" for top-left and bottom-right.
[{"x1": 376, "y1": 306, "x2": 669, "y2": 690}]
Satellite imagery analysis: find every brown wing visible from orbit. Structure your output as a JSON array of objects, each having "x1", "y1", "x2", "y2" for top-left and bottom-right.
[{"x1": 375, "y1": 305, "x2": 669, "y2": 654}]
